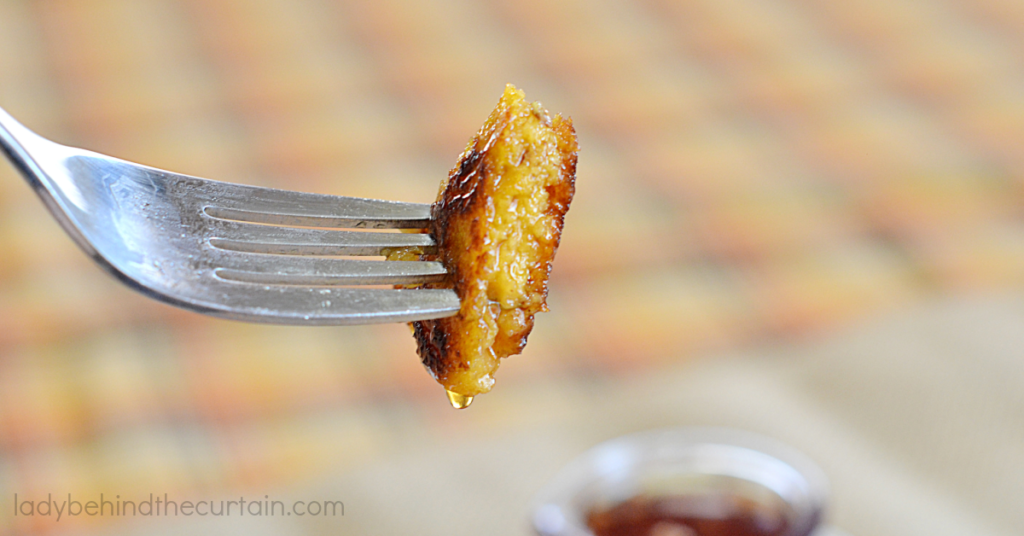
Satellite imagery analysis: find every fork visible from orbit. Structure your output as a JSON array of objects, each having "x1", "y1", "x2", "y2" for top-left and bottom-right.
[{"x1": 0, "y1": 105, "x2": 459, "y2": 325}]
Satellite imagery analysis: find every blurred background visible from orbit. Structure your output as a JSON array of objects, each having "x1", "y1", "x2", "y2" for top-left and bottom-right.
[{"x1": 2, "y1": 0, "x2": 1024, "y2": 535}]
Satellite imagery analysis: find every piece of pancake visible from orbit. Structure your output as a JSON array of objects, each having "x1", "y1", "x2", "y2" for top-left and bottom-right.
[{"x1": 389, "y1": 84, "x2": 577, "y2": 403}]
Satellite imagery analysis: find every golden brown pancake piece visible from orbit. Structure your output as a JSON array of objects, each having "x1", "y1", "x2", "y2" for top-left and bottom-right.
[{"x1": 390, "y1": 84, "x2": 576, "y2": 398}]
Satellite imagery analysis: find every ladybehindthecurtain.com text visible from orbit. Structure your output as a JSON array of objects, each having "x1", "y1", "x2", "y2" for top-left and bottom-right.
[{"x1": 13, "y1": 493, "x2": 344, "y2": 521}]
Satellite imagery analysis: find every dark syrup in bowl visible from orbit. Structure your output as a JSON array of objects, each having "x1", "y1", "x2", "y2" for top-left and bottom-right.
[{"x1": 586, "y1": 490, "x2": 793, "y2": 536}]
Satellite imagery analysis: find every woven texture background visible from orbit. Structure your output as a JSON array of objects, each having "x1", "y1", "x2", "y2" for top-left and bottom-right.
[{"x1": 3, "y1": 0, "x2": 1024, "y2": 534}]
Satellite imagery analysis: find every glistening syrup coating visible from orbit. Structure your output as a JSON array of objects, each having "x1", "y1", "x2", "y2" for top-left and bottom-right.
[{"x1": 388, "y1": 84, "x2": 577, "y2": 404}]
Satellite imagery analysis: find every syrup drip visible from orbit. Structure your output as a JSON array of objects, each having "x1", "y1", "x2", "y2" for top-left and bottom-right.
[{"x1": 446, "y1": 390, "x2": 474, "y2": 409}]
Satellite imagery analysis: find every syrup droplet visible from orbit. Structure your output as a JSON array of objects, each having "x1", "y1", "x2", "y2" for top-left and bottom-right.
[{"x1": 446, "y1": 390, "x2": 474, "y2": 409}]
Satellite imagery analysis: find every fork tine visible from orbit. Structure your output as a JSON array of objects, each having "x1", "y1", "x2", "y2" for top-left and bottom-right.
[
  {"x1": 209, "y1": 286, "x2": 460, "y2": 325},
  {"x1": 205, "y1": 219, "x2": 436, "y2": 256},
  {"x1": 188, "y1": 179, "x2": 432, "y2": 229},
  {"x1": 210, "y1": 251, "x2": 447, "y2": 285}
]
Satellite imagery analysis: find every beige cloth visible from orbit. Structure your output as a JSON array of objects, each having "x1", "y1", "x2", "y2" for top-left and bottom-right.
[{"x1": 91, "y1": 292, "x2": 1024, "y2": 536}]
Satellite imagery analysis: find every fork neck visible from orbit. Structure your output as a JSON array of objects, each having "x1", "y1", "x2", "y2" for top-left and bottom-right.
[{"x1": 0, "y1": 105, "x2": 47, "y2": 181}]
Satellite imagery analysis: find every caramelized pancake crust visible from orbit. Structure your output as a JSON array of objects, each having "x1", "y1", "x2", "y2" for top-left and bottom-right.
[{"x1": 394, "y1": 85, "x2": 577, "y2": 397}]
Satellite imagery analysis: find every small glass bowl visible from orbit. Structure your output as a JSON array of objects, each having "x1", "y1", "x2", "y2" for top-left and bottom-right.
[{"x1": 530, "y1": 428, "x2": 829, "y2": 536}]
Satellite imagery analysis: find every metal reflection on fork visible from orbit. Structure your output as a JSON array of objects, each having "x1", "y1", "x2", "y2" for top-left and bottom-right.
[{"x1": 0, "y1": 105, "x2": 460, "y2": 325}]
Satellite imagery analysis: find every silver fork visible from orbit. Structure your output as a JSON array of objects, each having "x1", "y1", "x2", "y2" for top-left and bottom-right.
[{"x1": 0, "y1": 106, "x2": 459, "y2": 324}]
